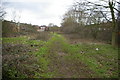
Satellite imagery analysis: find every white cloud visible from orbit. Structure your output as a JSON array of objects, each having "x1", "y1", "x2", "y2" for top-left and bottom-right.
[
  {"x1": 4, "y1": 0, "x2": 97, "y2": 26},
  {"x1": 5, "y1": 0, "x2": 50, "y2": 3}
]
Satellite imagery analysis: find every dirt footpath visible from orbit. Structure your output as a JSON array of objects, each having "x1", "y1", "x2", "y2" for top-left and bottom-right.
[{"x1": 47, "y1": 52, "x2": 96, "y2": 78}]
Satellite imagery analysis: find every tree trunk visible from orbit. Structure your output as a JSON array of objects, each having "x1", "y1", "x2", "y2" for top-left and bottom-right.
[
  {"x1": 109, "y1": 0, "x2": 118, "y2": 46},
  {"x1": 111, "y1": 31, "x2": 117, "y2": 46}
]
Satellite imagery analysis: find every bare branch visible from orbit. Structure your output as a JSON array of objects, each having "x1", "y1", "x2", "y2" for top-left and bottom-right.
[
  {"x1": 99, "y1": 11, "x2": 111, "y2": 22},
  {"x1": 113, "y1": 7, "x2": 120, "y2": 13},
  {"x1": 117, "y1": 1, "x2": 120, "y2": 4},
  {"x1": 87, "y1": 1, "x2": 109, "y2": 8}
]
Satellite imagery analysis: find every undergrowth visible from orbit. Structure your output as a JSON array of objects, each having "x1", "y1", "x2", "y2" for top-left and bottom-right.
[{"x1": 2, "y1": 33, "x2": 118, "y2": 78}]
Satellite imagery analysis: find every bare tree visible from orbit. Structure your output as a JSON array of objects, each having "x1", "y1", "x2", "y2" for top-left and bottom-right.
[
  {"x1": 11, "y1": 8, "x2": 21, "y2": 32},
  {"x1": 69, "y1": 1, "x2": 107, "y2": 25},
  {"x1": 61, "y1": 9, "x2": 78, "y2": 33},
  {"x1": 0, "y1": 0, "x2": 6, "y2": 20},
  {"x1": 11, "y1": 9, "x2": 21, "y2": 23},
  {"x1": 61, "y1": 0, "x2": 119, "y2": 46},
  {"x1": 86, "y1": 0, "x2": 119, "y2": 46},
  {"x1": 117, "y1": 1, "x2": 120, "y2": 46}
]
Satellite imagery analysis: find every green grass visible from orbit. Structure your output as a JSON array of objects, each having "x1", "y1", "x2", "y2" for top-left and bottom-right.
[
  {"x1": 46, "y1": 33, "x2": 70, "y2": 53},
  {"x1": 65, "y1": 43, "x2": 118, "y2": 78},
  {"x1": 2, "y1": 33, "x2": 118, "y2": 78},
  {"x1": 2, "y1": 36, "x2": 28, "y2": 44},
  {"x1": 42, "y1": 33, "x2": 118, "y2": 78},
  {"x1": 2, "y1": 36, "x2": 46, "y2": 46}
]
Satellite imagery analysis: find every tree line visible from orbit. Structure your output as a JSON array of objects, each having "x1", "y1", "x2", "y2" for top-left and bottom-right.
[{"x1": 61, "y1": 0, "x2": 120, "y2": 46}]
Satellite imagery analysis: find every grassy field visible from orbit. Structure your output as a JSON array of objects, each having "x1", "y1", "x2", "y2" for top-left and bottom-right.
[{"x1": 2, "y1": 32, "x2": 118, "y2": 78}]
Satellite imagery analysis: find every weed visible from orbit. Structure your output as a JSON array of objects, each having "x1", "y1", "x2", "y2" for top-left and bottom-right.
[{"x1": 2, "y1": 33, "x2": 118, "y2": 78}]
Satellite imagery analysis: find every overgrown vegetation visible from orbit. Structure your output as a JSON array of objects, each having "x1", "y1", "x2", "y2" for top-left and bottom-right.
[
  {"x1": 61, "y1": 0, "x2": 119, "y2": 46},
  {"x1": 2, "y1": 20, "x2": 37, "y2": 37},
  {"x1": 2, "y1": 0, "x2": 119, "y2": 78},
  {"x1": 2, "y1": 33, "x2": 118, "y2": 78}
]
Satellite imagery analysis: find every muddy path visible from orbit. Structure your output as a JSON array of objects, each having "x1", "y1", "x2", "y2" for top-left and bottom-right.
[{"x1": 46, "y1": 51, "x2": 96, "y2": 78}]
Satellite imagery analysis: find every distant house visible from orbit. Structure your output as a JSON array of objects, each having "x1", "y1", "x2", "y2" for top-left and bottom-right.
[{"x1": 37, "y1": 25, "x2": 49, "y2": 32}]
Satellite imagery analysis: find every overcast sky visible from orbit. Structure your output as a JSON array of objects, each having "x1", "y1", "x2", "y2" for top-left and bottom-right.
[{"x1": 3, "y1": 0, "x2": 98, "y2": 26}]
